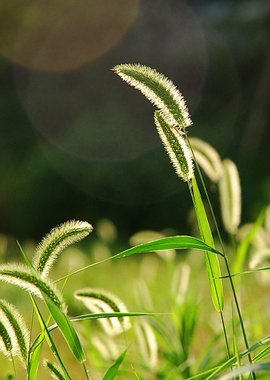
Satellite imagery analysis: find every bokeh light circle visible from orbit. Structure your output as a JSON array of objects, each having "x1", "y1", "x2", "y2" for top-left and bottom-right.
[{"x1": 0, "y1": 0, "x2": 140, "y2": 71}]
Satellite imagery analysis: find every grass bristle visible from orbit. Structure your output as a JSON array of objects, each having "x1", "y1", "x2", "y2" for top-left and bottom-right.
[
  {"x1": 75, "y1": 288, "x2": 131, "y2": 336},
  {"x1": 33, "y1": 220, "x2": 93, "y2": 278}
]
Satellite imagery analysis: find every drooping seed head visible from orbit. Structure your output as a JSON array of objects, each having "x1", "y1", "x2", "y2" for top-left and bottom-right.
[
  {"x1": 0, "y1": 300, "x2": 29, "y2": 364},
  {"x1": 113, "y1": 63, "x2": 192, "y2": 131},
  {"x1": 44, "y1": 360, "x2": 66, "y2": 380},
  {"x1": 135, "y1": 320, "x2": 158, "y2": 370},
  {"x1": 189, "y1": 137, "x2": 223, "y2": 183},
  {"x1": 154, "y1": 111, "x2": 194, "y2": 182},
  {"x1": 33, "y1": 220, "x2": 93, "y2": 278},
  {"x1": 0, "y1": 314, "x2": 14, "y2": 358},
  {"x1": 219, "y1": 159, "x2": 241, "y2": 234},
  {"x1": 171, "y1": 263, "x2": 191, "y2": 305},
  {"x1": 75, "y1": 288, "x2": 131, "y2": 336},
  {"x1": 0, "y1": 264, "x2": 67, "y2": 313}
]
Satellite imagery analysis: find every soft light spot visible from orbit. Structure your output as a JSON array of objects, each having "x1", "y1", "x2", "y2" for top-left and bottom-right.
[{"x1": 0, "y1": 0, "x2": 140, "y2": 71}]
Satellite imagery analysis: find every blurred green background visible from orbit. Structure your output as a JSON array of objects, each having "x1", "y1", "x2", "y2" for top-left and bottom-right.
[{"x1": 0, "y1": 0, "x2": 269, "y2": 240}]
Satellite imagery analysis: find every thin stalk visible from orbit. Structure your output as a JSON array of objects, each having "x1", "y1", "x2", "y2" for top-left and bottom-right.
[
  {"x1": 55, "y1": 256, "x2": 112, "y2": 283},
  {"x1": 11, "y1": 353, "x2": 17, "y2": 380},
  {"x1": 82, "y1": 362, "x2": 91, "y2": 380},
  {"x1": 31, "y1": 297, "x2": 72, "y2": 380},
  {"x1": 187, "y1": 138, "x2": 255, "y2": 377},
  {"x1": 27, "y1": 308, "x2": 35, "y2": 368},
  {"x1": 223, "y1": 256, "x2": 255, "y2": 379},
  {"x1": 220, "y1": 311, "x2": 231, "y2": 359}
]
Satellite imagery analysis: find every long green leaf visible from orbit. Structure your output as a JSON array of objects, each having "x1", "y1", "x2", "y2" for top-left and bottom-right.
[
  {"x1": 253, "y1": 343, "x2": 270, "y2": 363},
  {"x1": 30, "y1": 312, "x2": 161, "y2": 352},
  {"x1": 30, "y1": 296, "x2": 71, "y2": 380},
  {"x1": 28, "y1": 312, "x2": 53, "y2": 380},
  {"x1": 112, "y1": 235, "x2": 222, "y2": 260},
  {"x1": 28, "y1": 332, "x2": 45, "y2": 380},
  {"x1": 56, "y1": 236, "x2": 222, "y2": 283},
  {"x1": 45, "y1": 298, "x2": 85, "y2": 363},
  {"x1": 191, "y1": 176, "x2": 224, "y2": 311},
  {"x1": 103, "y1": 348, "x2": 128, "y2": 380}
]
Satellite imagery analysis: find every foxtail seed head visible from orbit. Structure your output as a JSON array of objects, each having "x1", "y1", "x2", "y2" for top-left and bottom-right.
[
  {"x1": 135, "y1": 320, "x2": 158, "y2": 370},
  {"x1": 0, "y1": 300, "x2": 29, "y2": 364},
  {"x1": 219, "y1": 159, "x2": 241, "y2": 234},
  {"x1": 0, "y1": 264, "x2": 67, "y2": 313},
  {"x1": 33, "y1": 220, "x2": 93, "y2": 278},
  {"x1": 75, "y1": 288, "x2": 131, "y2": 336},
  {"x1": 113, "y1": 63, "x2": 192, "y2": 131},
  {"x1": 0, "y1": 313, "x2": 14, "y2": 358},
  {"x1": 44, "y1": 360, "x2": 65, "y2": 380},
  {"x1": 154, "y1": 111, "x2": 194, "y2": 182},
  {"x1": 189, "y1": 137, "x2": 223, "y2": 183}
]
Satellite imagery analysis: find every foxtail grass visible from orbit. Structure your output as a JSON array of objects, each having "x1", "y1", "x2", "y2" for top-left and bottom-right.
[
  {"x1": 219, "y1": 159, "x2": 241, "y2": 235},
  {"x1": 113, "y1": 63, "x2": 192, "y2": 130},
  {"x1": 114, "y1": 63, "x2": 255, "y2": 378},
  {"x1": 33, "y1": 220, "x2": 93, "y2": 278},
  {"x1": 75, "y1": 288, "x2": 131, "y2": 336},
  {"x1": 0, "y1": 300, "x2": 29, "y2": 364},
  {"x1": 0, "y1": 264, "x2": 67, "y2": 313}
]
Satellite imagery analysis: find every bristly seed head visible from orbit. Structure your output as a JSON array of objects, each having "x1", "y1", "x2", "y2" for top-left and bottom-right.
[
  {"x1": 75, "y1": 288, "x2": 131, "y2": 336},
  {"x1": 0, "y1": 300, "x2": 29, "y2": 364},
  {"x1": 113, "y1": 63, "x2": 192, "y2": 131},
  {"x1": 0, "y1": 264, "x2": 67, "y2": 313},
  {"x1": 154, "y1": 111, "x2": 194, "y2": 182},
  {"x1": 44, "y1": 360, "x2": 66, "y2": 380},
  {"x1": 219, "y1": 159, "x2": 241, "y2": 235},
  {"x1": 33, "y1": 220, "x2": 93, "y2": 278},
  {"x1": 189, "y1": 137, "x2": 223, "y2": 183}
]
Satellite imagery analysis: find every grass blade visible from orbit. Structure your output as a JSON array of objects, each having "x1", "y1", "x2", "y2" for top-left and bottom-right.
[
  {"x1": 45, "y1": 298, "x2": 85, "y2": 363},
  {"x1": 191, "y1": 176, "x2": 224, "y2": 311},
  {"x1": 56, "y1": 236, "x2": 222, "y2": 283},
  {"x1": 28, "y1": 332, "x2": 45, "y2": 380},
  {"x1": 102, "y1": 348, "x2": 128, "y2": 380},
  {"x1": 30, "y1": 296, "x2": 71, "y2": 380},
  {"x1": 112, "y1": 235, "x2": 222, "y2": 260}
]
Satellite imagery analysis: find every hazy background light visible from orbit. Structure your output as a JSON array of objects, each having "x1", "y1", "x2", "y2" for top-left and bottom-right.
[
  {"x1": 0, "y1": 0, "x2": 268, "y2": 237},
  {"x1": 11, "y1": 1, "x2": 211, "y2": 207},
  {"x1": 0, "y1": 0, "x2": 140, "y2": 71}
]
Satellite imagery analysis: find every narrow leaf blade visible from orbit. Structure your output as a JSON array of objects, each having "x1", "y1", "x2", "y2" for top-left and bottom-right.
[
  {"x1": 112, "y1": 235, "x2": 221, "y2": 261},
  {"x1": 192, "y1": 176, "x2": 224, "y2": 311},
  {"x1": 103, "y1": 348, "x2": 128, "y2": 380},
  {"x1": 28, "y1": 333, "x2": 44, "y2": 380},
  {"x1": 46, "y1": 298, "x2": 85, "y2": 363}
]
